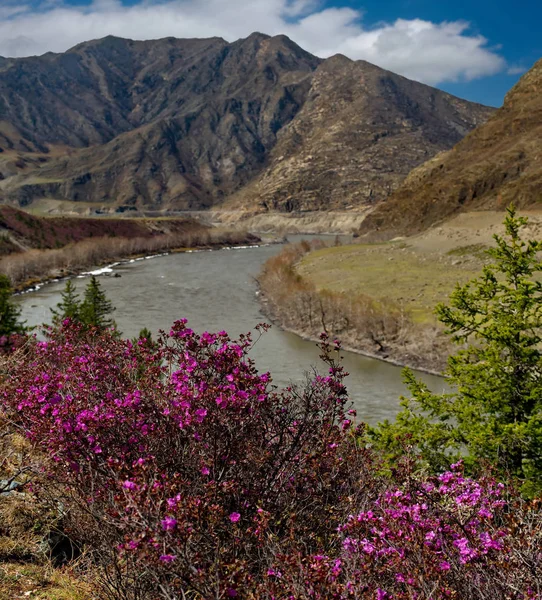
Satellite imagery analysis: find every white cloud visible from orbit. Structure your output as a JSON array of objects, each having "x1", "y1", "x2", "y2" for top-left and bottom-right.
[
  {"x1": 0, "y1": 0, "x2": 506, "y2": 85},
  {"x1": 507, "y1": 65, "x2": 526, "y2": 76}
]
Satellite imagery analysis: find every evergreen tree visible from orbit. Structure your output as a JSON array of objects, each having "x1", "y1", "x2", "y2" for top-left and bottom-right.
[
  {"x1": 134, "y1": 327, "x2": 154, "y2": 347},
  {"x1": 373, "y1": 206, "x2": 542, "y2": 496},
  {"x1": 0, "y1": 274, "x2": 26, "y2": 337},
  {"x1": 50, "y1": 279, "x2": 81, "y2": 326},
  {"x1": 80, "y1": 276, "x2": 117, "y2": 331}
]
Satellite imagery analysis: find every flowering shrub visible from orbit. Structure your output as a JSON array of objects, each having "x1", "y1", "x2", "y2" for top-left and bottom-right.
[
  {"x1": 1, "y1": 321, "x2": 540, "y2": 599},
  {"x1": 2, "y1": 322, "x2": 378, "y2": 597},
  {"x1": 262, "y1": 463, "x2": 541, "y2": 599}
]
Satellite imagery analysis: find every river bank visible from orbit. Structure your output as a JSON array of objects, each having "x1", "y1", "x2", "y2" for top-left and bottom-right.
[
  {"x1": 256, "y1": 240, "x2": 452, "y2": 374},
  {"x1": 256, "y1": 211, "x2": 537, "y2": 374},
  {"x1": 258, "y1": 290, "x2": 444, "y2": 376},
  {"x1": 6, "y1": 228, "x2": 261, "y2": 293},
  {"x1": 198, "y1": 209, "x2": 370, "y2": 235}
]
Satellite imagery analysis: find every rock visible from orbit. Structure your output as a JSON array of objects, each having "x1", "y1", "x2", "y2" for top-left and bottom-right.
[{"x1": 0, "y1": 479, "x2": 24, "y2": 495}]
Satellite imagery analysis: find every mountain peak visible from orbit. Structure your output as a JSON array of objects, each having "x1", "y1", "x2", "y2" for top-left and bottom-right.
[
  {"x1": 68, "y1": 35, "x2": 133, "y2": 53},
  {"x1": 324, "y1": 53, "x2": 353, "y2": 65},
  {"x1": 245, "y1": 32, "x2": 271, "y2": 41},
  {"x1": 0, "y1": 35, "x2": 493, "y2": 214}
]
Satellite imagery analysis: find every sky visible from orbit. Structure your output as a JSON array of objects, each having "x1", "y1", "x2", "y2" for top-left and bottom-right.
[{"x1": 0, "y1": 0, "x2": 539, "y2": 107}]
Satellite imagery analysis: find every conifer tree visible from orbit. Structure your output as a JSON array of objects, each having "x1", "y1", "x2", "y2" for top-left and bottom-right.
[
  {"x1": 135, "y1": 327, "x2": 154, "y2": 347},
  {"x1": 80, "y1": 276, "x2": 117, "y2": 331},
  {"x1": 373, "y1": 206, "x2": 542, "y2": 496},
  {"x1": 50, "y1": 279, "x2": 81, "y2": 325},
  {"x1": 0, "y1": 274, "x2": 25, "y2": 337}
]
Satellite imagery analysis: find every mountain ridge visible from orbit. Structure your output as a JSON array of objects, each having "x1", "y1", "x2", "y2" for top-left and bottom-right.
[
  {"x1": 358, "y1": 57, "x2": 542, "y2": 237},
  {"x1": 0, "y1": 34, "x2": 494, "y2": 213}
]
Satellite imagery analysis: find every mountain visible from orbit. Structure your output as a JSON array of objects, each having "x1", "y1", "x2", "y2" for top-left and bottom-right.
[
  {"x1": 0, "y1": 34, "x2": 493, "y2": 213},
  {"x1": 226, "y1": 55, "x2": 492, "y2": 212},
  {"x1": 359, "y1": 59, "x2": 542, "y2": 238}
]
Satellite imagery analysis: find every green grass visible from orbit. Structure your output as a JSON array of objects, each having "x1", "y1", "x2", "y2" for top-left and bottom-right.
[
  {"x1": 447, "y1": 243, "x2": 489, "y2": 259},
  {"x1": 296, "y1": 242, "x2": 482, "y2": 323}
]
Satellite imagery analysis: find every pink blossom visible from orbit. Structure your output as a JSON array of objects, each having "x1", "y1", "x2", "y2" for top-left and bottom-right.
[
  {"x1": 229, "y1": 512, "x2": 241, "y2": 523},
  {"x1": 159, "y1": 554, "x2": 176, "y2": 563},
  {"x1": 161, "y1": 517, "x2": 177, "y2": 531}
]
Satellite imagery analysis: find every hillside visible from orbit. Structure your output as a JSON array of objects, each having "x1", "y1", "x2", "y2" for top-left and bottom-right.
[
  {"x1": 359, "y1": 58, "x2": 542, "y2": 238},
  {"x1": 0, "y1": 205, "x2": 208, "y2": 256},
  {"x1": 0, "y1": 34, "x2": 492, "y2": 213},
  {"x1": 225, "y1": 55, "x2": 491, "y2": 212}
]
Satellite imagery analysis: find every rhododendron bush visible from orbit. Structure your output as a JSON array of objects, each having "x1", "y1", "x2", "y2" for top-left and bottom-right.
[{"x1": 1, "y1": 321, "x2": 540, "y2": 599}]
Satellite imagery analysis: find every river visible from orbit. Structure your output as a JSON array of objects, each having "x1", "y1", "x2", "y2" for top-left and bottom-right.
[{"x1": 15, "y1": 237, "x2": 445, "y2": 424}]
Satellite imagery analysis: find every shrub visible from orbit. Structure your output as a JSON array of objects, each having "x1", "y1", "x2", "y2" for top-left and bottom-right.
[
  {"x1": 2, "y1": 323, "x2": 374, "y2": 598},
  {"x1": 260, "y1": 462, "x2": 541, "y2": 599},
  {"x1": 1, "y1": 321, "x2": 540, "y2": 598}
]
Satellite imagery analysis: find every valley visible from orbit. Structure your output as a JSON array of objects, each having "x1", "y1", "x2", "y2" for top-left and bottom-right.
[{"x1": 0, "y1": 19, "x2": 541, "y2": 599}]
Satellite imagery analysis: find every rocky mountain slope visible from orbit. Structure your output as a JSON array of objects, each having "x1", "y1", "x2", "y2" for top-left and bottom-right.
[
  {"x1": 359, "y1": 58, "x2": 542, "y2": 238},
  {"x1": 0, "y1": 34, "x2": 493, "y2": 213},
  {"x1": 225, "y1": 55, "x2": 491, "y2": 212}
]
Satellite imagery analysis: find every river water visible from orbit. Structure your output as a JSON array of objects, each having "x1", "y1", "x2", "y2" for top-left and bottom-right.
[{"x1": 15, "y1": 237, "x2": 444, "y2": 424}]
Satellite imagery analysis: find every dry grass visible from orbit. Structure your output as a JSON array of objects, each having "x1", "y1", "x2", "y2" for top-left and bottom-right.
[
  {"x1": 0, "y1": 562, "x2": 91, "y2": 600},
  {"x1": 0, "y1": 228, "x2": 257, "y2": 289},
  {"x1": 0, "y1": 404, "x2": 93, "y2": 600}
]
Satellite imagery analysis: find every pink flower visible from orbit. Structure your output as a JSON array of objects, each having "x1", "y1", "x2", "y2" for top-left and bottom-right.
[
  {"x1": 122, "y1": 480, "x2": 137, "y2": 490},
  {"x1": 161, "y1": 517, "x2": 177, "y2": 531},
  {"x1": 159, "y1": 554, "x2": 176, "y2": 563},
  {"x1": 229, "y1": 512, "x2": 241, "y2": 523},
  {"x1": 439, "y1": 560, "x2": 451, "y2": 571},
  {"x1": 201, "y1": 466, "x2": 210, "y2": 476},
  {"x1": 195, "y1": 407, "x2": 207, "y2": 422}
]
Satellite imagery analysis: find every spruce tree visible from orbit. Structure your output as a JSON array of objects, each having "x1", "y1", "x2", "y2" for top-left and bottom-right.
[
  {"x1": 0, "y1": 274, "x2": 25, "y2": 337},
  {"x1": 50, "y1": 279, "x2": 81, "y2": 326},
  {"x1": 373, "y1": 206, "x2": 542, "y2": 496},
  {"x1": 80, "y1": 276, "x2": 117, "y2": 331}
]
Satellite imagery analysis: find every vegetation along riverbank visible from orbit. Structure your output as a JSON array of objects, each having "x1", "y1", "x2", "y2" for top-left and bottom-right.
[
  {"x1": 257, "y1": 210, "x2": 542, "y2": 373},
  {"x1": 258, "y1": 239, "x2": 451, "y2": 373},
  {"x1": 0, "y1": 206, "x2": 259, "y2": 291}
]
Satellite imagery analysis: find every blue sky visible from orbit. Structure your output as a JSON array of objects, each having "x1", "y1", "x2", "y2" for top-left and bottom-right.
[
  {"x1": 0, "y1": 0, "x2": 539, "y2": 107},
  {"x1": 332, "y1": 0, "x2": 540, "y2": 106}
]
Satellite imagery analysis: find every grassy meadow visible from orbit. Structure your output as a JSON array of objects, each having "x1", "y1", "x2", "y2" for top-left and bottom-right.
[{"x1": 296, "y1": 241, "x2": 484, "y2": 324}]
